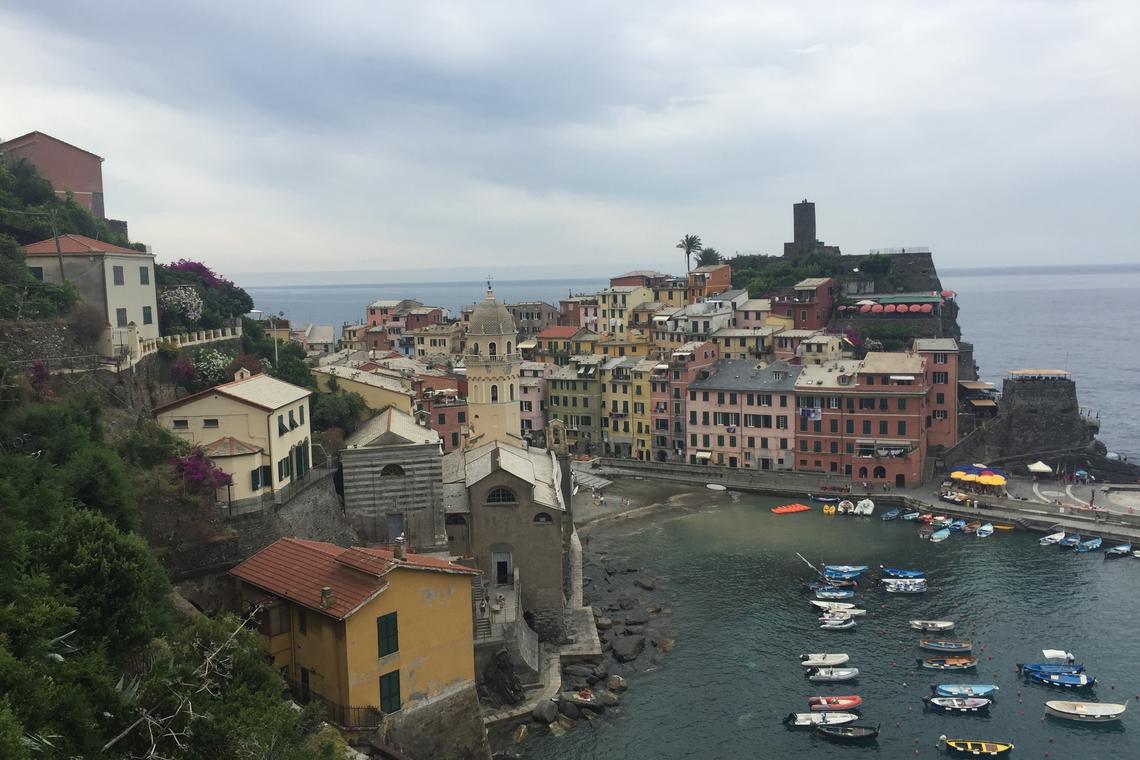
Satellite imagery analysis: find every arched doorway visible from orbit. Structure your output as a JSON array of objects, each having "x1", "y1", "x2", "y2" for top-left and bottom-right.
[
  {"x1": 858, "y1": 466, "x2": 868, "y2": 479},
  {"x1": 873, "y1": 465, "x2": 887, "y2": 479}
]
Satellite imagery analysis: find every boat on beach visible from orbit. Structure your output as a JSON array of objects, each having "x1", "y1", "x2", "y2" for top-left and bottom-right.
[
  {"x1": 881, "y1": 566, "x2": 925, "y2": 579},
  {"x1": 805, "y1": 667, "x2": 859, "y2": 682},
  {"x1": 1044, "y1": 700, "x2": 1127, "y2": 723},
  {"x1": 921, "y1": 640, "x2": 972, "y2": 653},
  {"x1": 911, "y1": 619, "x2": 955, "y2": 631},
  {"x1": 1074, "y1": 537, "x2": 1102, "y2": 553},
  {"x1": 918, "y1": 656, "x2": 977, "y2": 671},
  {"x1": 938, "y1": 737, "x2": 1014, "y2": 756},
  {"x1": 930, "y1": 528, "x2": 951, "y2": 543},
  {"x1": 1105, "y1": 543, "x2": 1132, "y2": 558},
  {"x1": 933, "y1": 684, "x2": 999, "y2": 698},
  {"x1": 1039, "y1": 531, "x2": 1066, "y2": 546},
  {"x1": 783, "y1": 711, "x2": 858, "y2": 727},
  {"x1": 923, "y1": 696, "x2": 991, "y2": 713},
  {"x1": 815, "y1": 723, "x2": 880, "y2": 744},
  {"x1": 975, "y1": 523, "x2": 994, "y2": 538},
  {"x1": 800, "y1": 653, "x2": 850, "y2": 667},
  {"x1": 881, "y1": 508, "x2": 900, "y2": 521},
  {"x1": 808, "y1": 695, "x2": 862, "y2": 711}
]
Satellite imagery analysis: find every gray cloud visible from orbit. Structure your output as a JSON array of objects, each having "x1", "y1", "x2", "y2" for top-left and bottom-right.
[{"x1": 2, "y1": 0, "x2": 1137, "y2": 281}]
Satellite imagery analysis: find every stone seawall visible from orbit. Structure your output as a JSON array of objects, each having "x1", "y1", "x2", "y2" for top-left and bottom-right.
[{"x1": 378, "y1": 683, "x2": 492, "y2": 760}]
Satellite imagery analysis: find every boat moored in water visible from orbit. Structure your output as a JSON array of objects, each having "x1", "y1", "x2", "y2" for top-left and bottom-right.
[
  {"x1": 806, "y1": 667, "x2": 859, "y2": 682},
  {"x1": 918, "y1": 656, "x2": 977, "y2": 671},
  {"x1": 881, "y1": 566, "x2": 925, "y2": 579},
  {"x1": 815, "y1": 588, "x2": 855, "y2": 600},
  {"x1": 1044, "y1": 700, "x2": 1126, "y2": 723},
  {"x1": 1040, "y1": 531, "x2": 1066, "y2": 546},
  {"x1": 923, "y1": 696, "x2": 991, "y2": 713},
  {"x1": 975, "y1": 523, "x2": 994, "y2": 538},
  {"x1": 824, "y1": 565, "x2": 868, "y2": 573},
  {"x1": 783, "y1": 711, "x2": 859, "y2": 727},
  {"x1": 930, "y1": 528, "x2": 951, "y2": 543},
  {"x1": 882, "y1": 508, "x2": 901, "y2": 521},
  {"x1": 949, "y1": 519, "x2": 968, "y2": 532},
  {"x1": 911, "y1": 619, "x2": 955, "y2": 631},
  {"x1": 1026, "y1": 670, "x2": 1096, "y2": 689},
  {"x1": 1058, "y1": 534, "x2": 1082, "y2": 550},
  {"x1": 901, "y1": 510, "x2": 921, "y2": 521},
  {"x1": 800, "y1": 653, "x2": 850, "y2": 668},
  {"x1": 1074, "y1": 537, "x2": 1102, "y2": 553},
  {"x1": 820, "y1": 617, "x2": 857, "y2": 630},
  {"x1": 815, "y1": 723, "x2": 880, "y2": 744},
  {"x1": 808, "y1": 695, "x2": 862, "y2": 711},
  {"x1": 1018, "y1": 662, "x2": 1084, "y2": 675},
  {"x1": 884, "y1": 578, "x2": 928, "y2": 594},
  {"x1": 933, "y1": 684, "x2": 999, "y2": 698},
  {"x1": 963, "y1": 521, "x2": 981, "y2": 534},
  {"x1": 938, "y1": 737, "x2": 1014, "y2": 756},
  {"x1": 1105, "y1": 543, "x2": 1132, "y2": 558},
  {"x1": 921, "y1": 640, "x2": 972, "y2": 653}
]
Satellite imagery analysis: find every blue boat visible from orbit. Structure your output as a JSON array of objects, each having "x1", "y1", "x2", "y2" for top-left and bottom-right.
[
  {"x1": 933, "y1": 684, "x2": 999, "y2": 698},
  {"x1": 824, "y1": 569, "x2": 863, "y2": 580},
  {"x1": 975, "y1": 523, "x2": 994, "y2": 538},
  {"x1": 1074, "y1": 537, "x2": 1102, "y2": 553},
  {"x1": 901, "y1": 510, "x2": 921, "y2": 521},
  {"x1": 1058, "y1": 534, "x2": 1082, "y2": 550},
  {"x1": 880, "y1": 566, "x2": 925, "y2": 579},
  {"x1": 1026, "y1": 671, "x2": 1096, "y2": 689},
  {"x1": 810, "y1": 493, "x2": 840, "y2": 503},
  {"x1": 949, "y1": 519, "x2": 968, "y2": 532},
  {"x1": 1019, "y1": 662, "x2": 1084, "y2": 675},
  {"x1": 816, "y1": 589, "x2": 855, "y2": 600},
  {"x1": 824, "y1": 565, "x2": 868, "y2": 573},
  {"x1": 1105, "y1": 543, "x2": 1132, "y2": 558},
  {"x1": 930, "y1": 528, "x2": 951, "y2": 543},
  {"x1": 881, "y1": 508, "x2": 901, "y2": 521}
]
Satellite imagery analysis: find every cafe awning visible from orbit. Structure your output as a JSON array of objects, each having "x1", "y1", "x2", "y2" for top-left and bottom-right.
[
  {"x1": 695, "y1": 451, "x2": 713, "y2": 460},
  {"x1": 1027, "y1": 460, "x2": 1053, "y2": 474},
  {"x1": 968, "y1": 399, "x2": 997, "y2": 407}
]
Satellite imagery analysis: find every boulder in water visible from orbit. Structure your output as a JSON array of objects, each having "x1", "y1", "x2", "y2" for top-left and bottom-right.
[
  {"x1": 611, "y1": 635, "x2": 645, "y2": 663},
  {"x1": 532, "y1": 700, "x2": 559, "y2": 724}
]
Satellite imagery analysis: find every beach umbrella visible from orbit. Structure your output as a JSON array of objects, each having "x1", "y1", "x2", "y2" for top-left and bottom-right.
[
  {"x1": 884, "y1": 304, "x2": 897, "y2": 313},
  {"x1": 860, "y1": 304, "x2": 873, "y2": 313},
  {"x1": 941, "y1": 289, "x2": 957, "y2": 298},
  {"x1": 920, "y1": 304, "x2": 934, "y2": 313},
  {"x1": 960, "y1": 473, "x2": 979, "y2": 482},
  {"x1": 871, "y1": 304, "x2": 884, "y2": 313},
  {"x1": 856, "y1": 299, "x2": 876, "y2": 306},
  {"x1": 978, "y1": 474, "x2": 1006, "y2": 486},
  {"x1": 950, "y1": 471, "x2": 968, "y2": 480},
  {"x1": 896, "y1": 304, "x2": 910, "y2": 313}
]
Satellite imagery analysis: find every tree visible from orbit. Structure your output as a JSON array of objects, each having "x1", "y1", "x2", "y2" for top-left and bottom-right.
[
  {"x1": 695, "y1": 247, "x2": 722, "y2": 267},
  {"x1": 676, "y1": 234, "x2": 702, "y2": 274},
  {"x1": 311, "y1": 391, "x2": 367, "y2": 434},
  {"x1": 0, "y1": 233, "x2": 78, "y2": 319}
]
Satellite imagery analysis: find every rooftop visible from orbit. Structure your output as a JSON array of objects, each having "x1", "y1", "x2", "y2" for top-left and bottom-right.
[
  {"x1": 795, "y1": 277, "x2": 833, "y2": 289},
  {"x1": 913, "y1": 338, "x2": 960, "y2": 352},
  {"x1": 690, "y1": 359, "x2": 803, "y2": 392},
  {"x1": 738, "y1": 298, "x2": 772, "y2": 311},
  {"x1": 536, "y1": 325, "x2": 582, "y2": 340},
  {"x1": 154, "y1": 372, "x2": 311, "y2": 414},
  {"x1": 346, "y1": 406, "x2": 440, "y2": 448},
  {"x1": 795, "y1": 361, "x2": 863, "y2": 389},
  {"x1": 691, "y1": 263, "x2": 729, "y2": 274},
  {"x1": 201, "y1": 436, "x2": 262, "y2": 457},
  {"x1": 442, "y1": 440, "x2": 565, "y2": 511},
  {"x1": 311, "y1": 364, "x2": 412, "y2": 395},
  {"x1": 859, "y1": 351, "x2": 926, "y2": 375},
  {"x1": 711, "y1": 326, "x2": 779, "y2": 338},
  {"x1": 708, "y1": 288, "x2": 748, "y2": 302},
  {"x1": 24, "y1": 234, "x2": 144, "y2": 256}
]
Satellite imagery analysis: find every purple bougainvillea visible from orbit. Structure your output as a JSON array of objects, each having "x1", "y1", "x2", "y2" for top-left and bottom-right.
[
  {"x1": 168, "y1": 259, "x2": 234, "y2": 289},
  {"x1": 171, "y1": 447, "x2": 233, "y2": 492},
  {"x1": 170, "y1": 356, "x2": 196, "y2": 387}
]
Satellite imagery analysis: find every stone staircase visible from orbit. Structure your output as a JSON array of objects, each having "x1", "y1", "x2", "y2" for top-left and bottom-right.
[{"x1": 471, "y1": 577, "x2": 492, "y2": 639}]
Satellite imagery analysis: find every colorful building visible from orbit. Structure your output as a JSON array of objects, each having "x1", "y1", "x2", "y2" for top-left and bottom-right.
[
  {"x1": 534, "y1": 325, "x2": 599, "y2": 365},
  {"x1": 629, "y1": 358, "x2": 657, "y2": 460},
  {"x1": 687, "y1": 263, "x2": 732, "y2": 302},
  {"x1": 710, "y1": 326, "x2": 778, "y2": 360},
  {"x1": 648, "y1": 341, "x2": 720, "y2": 462},
  {"x1": 519, "y1": 361, "x2": 553, "y2": 444},
  {"x1": 773, "y1": 277, "x2": 836, "y2": 330},
  {"x1": 1, "y1": 131, "x2": 107, "y2": 217},
  {"x1": 547, "y1": 354, "x2": 604, "y2": 453},
  {"x1": 597, "y1": 285, "x2": 653, "y2": 338},
  {"x1": 914, "y1": 338, "x2": 961, "y2": 451},
  {"x1": 600, "y1": 356, "x2": 638, "y2": 457}
]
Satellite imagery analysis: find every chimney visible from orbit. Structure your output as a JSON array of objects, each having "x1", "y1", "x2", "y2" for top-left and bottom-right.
[
  {"x1": 394, "y1": 534, "x2": 406, "y2": 560},
  {"x1": 319, "y1": 586, "x2": 334, "y2": 609},
  {"x1": 234, "y1": 367, "x2": 252, "y2": 382}
]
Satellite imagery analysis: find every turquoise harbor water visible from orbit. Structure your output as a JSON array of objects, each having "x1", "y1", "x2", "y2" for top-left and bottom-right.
[{"x1": 522, "y1": 490, "x2": 1140, "y2": 759}]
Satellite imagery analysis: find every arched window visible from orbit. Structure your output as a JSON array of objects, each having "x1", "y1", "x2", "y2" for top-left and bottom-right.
[
  {"x1": 509, "y1": 383, "x2": 515, "y2": 401},
  {"x1": 858, "y1": 466, "x2": 869, "y2": 479},
  {"x1": 873, "y1": 465, "x2": 887, "y2": 479},
  {"x1": 470, "y1": 343, "x2": 479, "y2": 354},
  {"x1": 491, "y1": 384, "x2": 499, "y2": 402},
  {"x1": 507, "y1": 341, "x2": 512, "y2": 355},
  {"x1": 533, "y1": 512, "x2": 553, "y2": 524},
  {"x1": 380, "y1": 464, "x2": 405, "y2": 477},
  {"x1": 486, "y1": 487, "x2": 517, "y2": 504},
  {"x1": 489, "y1": 342, "x2": 497, "y2": 356}
]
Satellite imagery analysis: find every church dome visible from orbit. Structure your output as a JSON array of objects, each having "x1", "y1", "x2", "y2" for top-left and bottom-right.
[{"x1": 468, "y1": 287, "x2": 516, "y2": 337}]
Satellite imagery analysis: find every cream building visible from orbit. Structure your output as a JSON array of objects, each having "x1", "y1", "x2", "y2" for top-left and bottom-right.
[
  {"x1": 464, "y1": 287, "x2": 522, "y2": 446},
  {"x1": 154, "y1": 369, "x2": 313, "y2": 503}
]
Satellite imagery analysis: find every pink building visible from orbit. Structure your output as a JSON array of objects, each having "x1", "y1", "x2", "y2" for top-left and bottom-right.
[
  {"x1": 773, "y1": 277, "x2": 836, "y2": 331},
  {"x1": 914, "y1": 338, "x2": 961, "y2": 451},
  {"x1": 648, "y1": 340, "x2": 719, "y2": 462},
  {"x1": 558, "y1": 295, "x2": 599, "y2": 332},
  {"x1": 0, "y1": 131, "x2": 105, "y2": 217},
  {"x1": 686, "y1": 359, "x2": 801, "y2": 469},
  {"x1": 734, "y1": 298, "x2": 772, "y2": 328},
  {"x1": 519, "y1": 361, "x2": 553, "y2": 444},
  {"x1": 419, "y1": 391, "x2": 467, "y2": 453}
]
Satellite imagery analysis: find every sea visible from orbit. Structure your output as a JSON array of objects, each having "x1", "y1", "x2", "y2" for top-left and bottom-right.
[
  {"x1": 245, "y1": 267, "x2": 1140, "y2": 458},
  {"x1": 520, "y1": 492, "x2": 1140, "y2": 758}
]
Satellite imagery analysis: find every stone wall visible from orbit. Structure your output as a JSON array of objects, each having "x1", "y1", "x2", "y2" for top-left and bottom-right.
[
  {"x1": 379, "y1": 683, "x2": 492, "y2": 760},
  {"x1": 341, "y1": 443, "x2": 446, "y2": 550},
  {"x1": 0, "y1": 318, "x2": 87, "y2": 364}
]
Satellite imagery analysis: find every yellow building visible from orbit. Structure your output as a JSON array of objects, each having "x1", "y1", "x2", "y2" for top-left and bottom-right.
[
  {"x1": 231, "y1": 538, "x2": 480, "y2": 722},
  {"x1": 311, "y1": 364, "x2": 415, "y2": 414},
  {"x1": 464, "y1": 287, "x2": 522, "y2": 446},
  {"x1": 629, "y1": 358, "x2": 657, "y2": 460},
  {"x1": 597, "y1": 285, "x2": 652, "y2": 338},
  {"x1": 600, "y1": 356, "x2": 639, "y2": 457},
  {"x1": 154, "y1": 369, "x2": 313, "y2": 502}
]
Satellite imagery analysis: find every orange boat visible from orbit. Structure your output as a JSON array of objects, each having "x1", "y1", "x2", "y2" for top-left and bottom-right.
[{"x1": 771, "y1": 503, "x2": 812, "y2": 514}]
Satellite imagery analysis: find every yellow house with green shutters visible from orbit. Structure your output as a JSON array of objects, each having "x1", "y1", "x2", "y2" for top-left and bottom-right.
[{"x1": 230, "y1": 538, "x2": 480, "y2": 727}]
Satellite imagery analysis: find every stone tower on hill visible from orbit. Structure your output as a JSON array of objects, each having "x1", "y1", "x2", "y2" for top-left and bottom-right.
[
  {"x1": 784, "y1": 198, "x2": 841, "y2": 259},
  {"x1": 464, "y1": 285, "x2": 522, "y2": 446}
]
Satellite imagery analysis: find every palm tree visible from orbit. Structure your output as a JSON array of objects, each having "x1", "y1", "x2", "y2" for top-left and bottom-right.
[
  {"x1": 676, "y1": 234, "x2": 702, "y2": 274},
  {"x1": 695, "y1": 247, "x2": 721, "y2": 267}
]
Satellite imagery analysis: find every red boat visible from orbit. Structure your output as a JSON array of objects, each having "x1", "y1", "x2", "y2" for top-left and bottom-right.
[{"x1": 809, "y1": 695, "x2": 862, "y2": 711}]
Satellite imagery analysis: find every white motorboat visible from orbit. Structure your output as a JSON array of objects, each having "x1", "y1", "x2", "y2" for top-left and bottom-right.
[
  {"x1": 801, "y1": 653, "x2": 850, "y2": 668},
  {"x1": 910, "y1": 619, "x2": 954, "y2": 631},
  {"x1": 820, "y1": 618, "x2": 857, "y2": 630},
  {"x1": 1039, "y1": 531, "x2": 1066, "y2": 546},
  {"x1": 811, "y1": 600, "x2": 854, "y2": 611},
  {"x1": 816, "y1": 606, "x2": 866, "y2": 617},
  {"x1": 1045, "y1": 700, "x2": 1126, "y2": 723},
  {"x1": 854, "y1": 498, "x2": 875, "y2": 516},
  {"x1": 806, "y1": 667, "x2": 859, "y2": 682},
  {"x1": 783, "y1": 711, "x2": 859, "y2": 728}
]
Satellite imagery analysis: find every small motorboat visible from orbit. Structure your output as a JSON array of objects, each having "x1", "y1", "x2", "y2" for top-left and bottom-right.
[
  {"x1": 815, "y1": 723, "x2": 880, "y2": 744},
  {"x1": 881, "y1": 508, "x2": 901, "y2": 521},
  {"x1": 824, "y1": 565, "x2": 868, "y2": 573},
  {"x1": 823, "y1": 568, "x2": 863, "y2": 580},
  {"x1": 1044, "y1": 700, "x2": 1127, "y2": 723},
  {"x1": 811, "y1": 600, "x2": 858, "y2": 612},
  {"x1": 809, "y1": 695, "x2": 862, "y2": 711},
  {"x1": 1105, "y1": 543, "x2": 1132, "y2": 558},
  {"x1": 911, "y1": 619, "x2": 955, "y2": 632},
  {"x1": 884, "y1": 579, "x2": 928, "y2": 594},
  {"x1": 930, "y1": 528, "x2": 951, "y2": 543},
  {"x1": 881, "y1": 566, "x2": 925, "y2": 579},
  {"x1": 933, "y1": 684, "x2": 999, "y2": 698},
  {"x1": 949, "y1": 519, "x2": 968, "y2": 532},
  {"x1": 1074, "y1": 537, "x2": 1102, "y2": 553},
  {"x1": 901, "y1": 510, "x2": 921, "y2": 521},
  {"x1": 853, "y1": 499, "x2": 875, "y2": 516},
  {"x1": 938, "y1": 737, "x2": 1014, "y2": 756},
  {"x1": 975, "y1": 523, "x2": 994, "y2": 538},
  {"x1": 1058, "y1": 533, "x2": 1082, "y2": 550},
  {"x1": 1039, "y1": 531, "x2": 1066, "y2": 546},
  {"x1": 963, "y1": 521, "x2": 981, "y2": 534},
  {"x1": 820, "y1": 618, "x2": 857, "y2": 630},
  {"x1": 918, "y1": 656, "x2": 977, "y2": 671},
  {"x1": 931, "y1": 515, "x2": 951, "y2": 528},
  {"x1": 1026, "y1": 671, "x2": 1096, "y2": 689},
  {"x1": 800, "y1": 653, "x2": 850, "y2": 668},
  {"x1": 810, "y1": 493, "x2": 839, "y2": 503},
  {"x1": 923, "y1": 696, "x2": 991, "y2": 713},
  {"x1": 783, "y1": 711, "x2": 859, "y2": 728},
  {"x1": 815, "y1": 588, "x2": 855, "y2": 600},
  {"x1": 806, "y1": 667, "x2": 859, "y2": 682},
  {"x1": 921, "y1": 640, "x2": 972, "y2": 653},
  {"x1": 805, "y1": 578, "x2": 859, "y2": 590}
]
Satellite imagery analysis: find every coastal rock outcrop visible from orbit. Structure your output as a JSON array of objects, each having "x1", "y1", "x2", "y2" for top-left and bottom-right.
[
  {"x1": 611, "y1": 635, "x2": 645, "y2": 663},
  {"x1": 532, "y1": 699, "x2": 559, "y2": 724}
]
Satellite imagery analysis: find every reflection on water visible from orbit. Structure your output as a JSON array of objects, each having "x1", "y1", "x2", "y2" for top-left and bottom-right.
[{"x1": 525, "y1": 492, "x2": 1139, "y2": 759}]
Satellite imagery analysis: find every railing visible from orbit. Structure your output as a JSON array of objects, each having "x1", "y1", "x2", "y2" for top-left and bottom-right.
[
  {"x1": 136, "y1": 322, "x2": 244, "y2": 363},
  {"x1": 284, "y1": 678, "x2": 382, "y2": 729}
]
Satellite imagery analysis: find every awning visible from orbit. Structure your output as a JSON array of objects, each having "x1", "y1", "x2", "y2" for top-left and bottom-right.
[
  {"x1": 653, "y1": 315, "x2": 671, "y2": 322},
  {"x1": 958, "y1": 380, "x2": 993, "y2": 390},
  {"x1": 968, "y1": 399, "x2": 997, "y2": 407},
  {"x1": 517, "y1": 340, "x2": 537, "y2": 349},
  {"x1": 889, "y1": 375, "x2": 916, "y2": 381},
  {"x1": 654, "y1": 363, "x2": 670, "y2": 370},
  {"x1": 695, "y1": 451, "x2": 713, "y2": 460},
  {"x1": 1027, "y1": 460, "x2": 1052, "y2": 474}
]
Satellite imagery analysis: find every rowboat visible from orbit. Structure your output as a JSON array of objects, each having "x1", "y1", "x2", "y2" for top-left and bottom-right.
[
  {"x1": 800, "y1": 653, "x2": 850, "y2": 668},
  {"x1": 1039, "y1": 531, "x2": 1066, "y2": 546},
  {"x1": 1058, "y1": 534, "x2": 1081, "y2": 550},
  {"x1": 820, "y1": 618, "x2": 856, "y2": 630},
  {"x1": 837, "y1": 499, "x2": 855, "y2": 513},
  {"x1": 815, "y1": 589, "x2": 855, "y2": 600},
  {"x1": 1019, "y1": 661, "x2": 1084, "y2": 675},
  {"x1": 949, "y1": 519, "x2": 968, "y2": 532},
  {"x1": 975, "y1": 523, "x2": 994, "y2": 538},
  {"x1": 933, "y1": 684, "x2": 999, "y2": 698},
  {"x1": 824, "y1": 565, "x2": 868, "y2": 573},
  {"x1": 1026, "y1": 671, "x2": 1096, "y2": 689},
  {"x1": 810, "y1": 493, "x2": 839, "y2": 503},
  {"x1": 881, "y1": 508, "x2": 901, "y2": 521},
  {"x1": 806, "y1": 667, "x2": 859, "y2": 682},
  {"x1": 911, "y1": 619, "x2": 955, "y2": 631},
  {"x1": 805, "y1": 578, "x2": 859, "y2": 590},
  {"x1": 772, "y1": 502, "x2": 811, "y2": 514},
  {"x1": 811, "y1": 600, "x2": 856, "y2": 612},
  {"x1": 1105, "y1": 543, "x2": 1132, "y2": 558},
  {"x1": 783, "y1": 711, "x2": 858, "y2": 727},
  {"x1": 918, "y1": 656, "x2": 977, "y2": 671},
  {"x1": 918, "y1": 513, "x2": 934, "y2": 523},
  {"x1": 930, "y1": 528, "x2": 951, "y2": 543},
  {"x1": 992, "y1": 523, "x2": 1015, "y2": 531},
  {"x1": 901, "y1": 510, "x2": 921, "y2": 521},
  {"x1": 938, "y1": 737, "x2": 1014, "y2": 756},
  {"x1": 808, "y1": 695, "x2": 862, "y2": 711},
  {"x1": 823, "y1": 568, "x2": 863, "y2": 580},
  {"x1": 923, "y1": 696, "x2": 991, "y2": 713},
  {"x1": 1044, "y1": 700, "x2": 1127, "y2": 723},
  {"x1": 815, "y1": 723, "x2": 879, "y2": 744},
  {"x1": 921, "y1": 640, "x2": 972, "y2": 653},
  {"x1": 963, "y1": 521, "x2": 981, "y2": 534},
  {"x1": 1074, "y1": 537, "x2": 1102, "y2": 553},
  {"x1": 881, "y1": 566, "x2": 925, "y2": 579},
  {"x1": 884, "y1": 579, "x2": 927, "y2": 594}
]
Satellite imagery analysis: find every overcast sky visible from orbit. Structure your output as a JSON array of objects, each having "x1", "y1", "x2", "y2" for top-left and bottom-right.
[{"x1": 2, "y1": 1, "x2": 1137, "y2": 284}]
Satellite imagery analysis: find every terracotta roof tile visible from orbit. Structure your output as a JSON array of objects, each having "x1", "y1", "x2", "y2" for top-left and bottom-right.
[
  {"x1": 536, "y1": 325, "x2": 581, "y2": 339},
  {"x1": 23, "y1": 234, "x2": 143, "y2": 256}
]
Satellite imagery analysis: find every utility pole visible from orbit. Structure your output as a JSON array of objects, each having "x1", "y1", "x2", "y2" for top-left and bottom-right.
[{"x1": 49, "y1": 208, "x2": 65, "y2": 281}]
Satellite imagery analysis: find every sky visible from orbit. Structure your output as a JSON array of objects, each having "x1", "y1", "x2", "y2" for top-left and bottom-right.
[{"x1": 2, "y1": 1, "x2": 1138, "y2": 285}]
